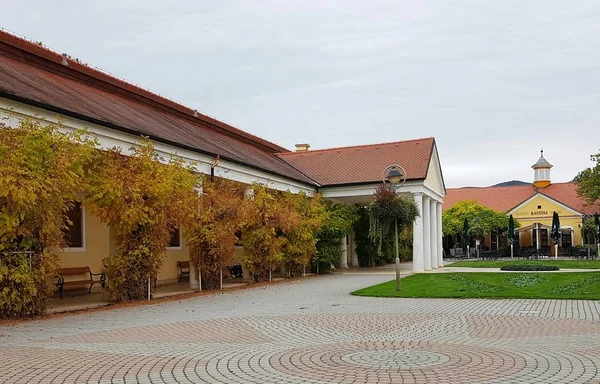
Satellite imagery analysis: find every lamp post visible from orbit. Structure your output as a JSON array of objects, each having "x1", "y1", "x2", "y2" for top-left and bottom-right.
[
  {"x1": 473, "y1": 216, "x2": 481, "y2": 260},
  {"x1": 382, "y1": 164, "x2": 407, "y2": 291}
]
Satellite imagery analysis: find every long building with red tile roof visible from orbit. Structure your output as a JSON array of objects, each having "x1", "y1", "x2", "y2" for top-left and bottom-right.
[{"x1": 0, "y1": 29, "x2": 447, "y2": 278}]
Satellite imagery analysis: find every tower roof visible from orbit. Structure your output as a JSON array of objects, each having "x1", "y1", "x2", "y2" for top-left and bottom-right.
[{"x1": 531, "y1": 150, "x2": 553, "y2": 169}]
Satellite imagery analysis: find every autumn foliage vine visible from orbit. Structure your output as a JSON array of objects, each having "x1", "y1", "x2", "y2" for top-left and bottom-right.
[
  {"x1": 184, "y1": 178, "x2": 250, "y2": 289},
  {"x1": 0, "y1": 120, "x2": 97, "y2": 317},
  {"x1": 86, "y1": 140, "x2": 199, "y2": 301}
]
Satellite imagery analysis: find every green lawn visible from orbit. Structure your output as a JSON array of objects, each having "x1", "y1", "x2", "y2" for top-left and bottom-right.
[
  {"x1": 351, "y1": 272, "x2": 600, "y2": 299},
  {"x1": 447, "y1": 260, "x2": 600, "y2": 269}
]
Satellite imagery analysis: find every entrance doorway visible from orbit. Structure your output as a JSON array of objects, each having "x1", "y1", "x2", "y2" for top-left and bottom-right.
[
  {"x1": 562, "y1": 231, "x2": 572, "y2": 247},
  {"x1": 532, "y1": 228, "x2": 549, "y2": 248}
]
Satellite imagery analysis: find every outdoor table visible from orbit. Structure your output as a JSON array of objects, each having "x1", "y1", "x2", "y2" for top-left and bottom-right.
[{"x1": 577, "y1": 248, "x2": 594, "y2": 260}]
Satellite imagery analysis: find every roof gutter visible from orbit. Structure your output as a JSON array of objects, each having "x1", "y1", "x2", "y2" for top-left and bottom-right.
[{"x1": 317, "y1": 179, "x2": 425, "y2": 189}]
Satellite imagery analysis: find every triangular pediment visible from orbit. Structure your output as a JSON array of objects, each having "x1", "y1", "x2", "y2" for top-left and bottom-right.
[
  {"x1": 423, "y1": 143, "x2": 446, "y2": 197},
  {"x1": 508, "y1": 193, "x2": 582, "y2": 219}
]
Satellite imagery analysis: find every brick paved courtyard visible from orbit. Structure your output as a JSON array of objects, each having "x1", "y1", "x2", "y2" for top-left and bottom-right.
[{"x1": 1, "y1": 272, "x2": 600, "y2": 383}]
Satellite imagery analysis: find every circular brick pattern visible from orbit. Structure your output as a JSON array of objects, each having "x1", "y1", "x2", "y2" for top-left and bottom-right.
[
  {"x1": 342, "y1": 348, "x2": 450, "y2": 369},
  {"x1": 269, "y1": 340, "x2": 529, "y2": 383},
  {"x1": 1, "y1": 274, "x2": 599, "y2": 383}
]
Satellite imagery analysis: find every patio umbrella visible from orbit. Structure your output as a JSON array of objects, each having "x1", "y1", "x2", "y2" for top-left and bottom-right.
[
  {"x1": 463, "y1": 218, "x2": 470, "y2": 257},
  {"x1": 508, "y1": 214, "x2": 515, "y2": 258},
  {"x1": 594, "y1": 213, "x2": 600, "y2": 256},
  {"x1": 551, "y1": 211, "x2": 561, "y2": 259}
]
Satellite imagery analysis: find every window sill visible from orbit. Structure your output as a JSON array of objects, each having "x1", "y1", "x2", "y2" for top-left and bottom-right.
[{"x1": 63, "y1": 247, "x2": 86, "y2": 253}]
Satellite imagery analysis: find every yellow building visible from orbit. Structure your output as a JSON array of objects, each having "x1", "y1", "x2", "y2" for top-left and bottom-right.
[{"x1": 444, "y1": 151, "x2": 599, "y2": 254}]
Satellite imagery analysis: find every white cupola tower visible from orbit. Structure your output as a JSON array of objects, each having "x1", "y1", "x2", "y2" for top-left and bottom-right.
[{"x1": 531, "y1": 149, "x2": 553, "y2": 188}]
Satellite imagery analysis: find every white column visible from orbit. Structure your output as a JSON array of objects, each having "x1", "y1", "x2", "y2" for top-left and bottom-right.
[
  {"x1": 430, "y1": 199, "x2": 438, "y2": 269},
  {"x1": 412, "y1": 193, "x2": 424, "y2": 273},
  {"x1": 350, "y1": 232, "x2": 359, "y2": 267},
  {"x1": 339, "y1": 236, "x2": 348, "y2": 268},
  {"x1": 423, "y1": 195, "x2": 432, "y2": 271},
  {"x1": 437, "y1": 202, "x2": 444, "y2": 267},
  {"x1": 189, "y1": 261, "x2": 199, "y2": 290}
]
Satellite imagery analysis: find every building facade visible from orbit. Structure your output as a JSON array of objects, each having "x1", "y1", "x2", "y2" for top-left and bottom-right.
[
  {"x1": 0, "y1": 30, "x2": 446, "y2": 285},
  {"x1": 444, "y1": 151, "x2": 599, "y2": 253}
]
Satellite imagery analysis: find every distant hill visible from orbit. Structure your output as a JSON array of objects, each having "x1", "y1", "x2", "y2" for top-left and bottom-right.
[{"x1": 491, "y1": 180, "x2": 529, "y2": 187}]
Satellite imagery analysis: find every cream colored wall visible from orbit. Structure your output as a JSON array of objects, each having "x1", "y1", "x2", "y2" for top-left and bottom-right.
[
  {"x1": 159, "y1": 242, "x2": 189, "y2": 283},
  {"x1": 157, "y1": 243, "x2": 244, "y2": 283},
  {"x1": 59, "y1": 204, "x2": 109, "y2": 274},
  {"x1": 59, "y1": 206, "x2": 191, "y2": 283},
  {"x1": 511, "y1": 194, "x2": 582, "y2": 246}
]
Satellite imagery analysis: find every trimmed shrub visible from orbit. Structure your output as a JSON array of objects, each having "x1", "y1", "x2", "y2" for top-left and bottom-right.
[{"x1": 500, "y1": 264, "x2": 559, "y2": 271}]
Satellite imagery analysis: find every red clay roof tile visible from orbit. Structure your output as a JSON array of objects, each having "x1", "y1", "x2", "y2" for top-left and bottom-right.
[
  {"x1": 0, "y1": 30, "x2": 316, "y2": 185},
  {"x1": 444, "y1": 182, "x2": 600, "y2": 215},
  {"x1": 276, "y1": 138, "x2": 435, "y2": 186}
]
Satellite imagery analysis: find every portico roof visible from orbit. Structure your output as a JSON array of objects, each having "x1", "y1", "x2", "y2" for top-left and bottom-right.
[{"x1": 276, "y1": 138, "x2": 436, "y2": 187}]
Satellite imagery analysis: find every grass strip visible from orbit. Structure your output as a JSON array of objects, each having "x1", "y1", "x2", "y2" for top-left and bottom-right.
[{"x1": 351, "y1": 272, "x2": 600, "y2": 300}]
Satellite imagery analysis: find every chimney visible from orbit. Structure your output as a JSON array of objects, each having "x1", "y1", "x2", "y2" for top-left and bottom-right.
[{"x1": 295, "y1": 143, "x2": 310, "y2": 152}]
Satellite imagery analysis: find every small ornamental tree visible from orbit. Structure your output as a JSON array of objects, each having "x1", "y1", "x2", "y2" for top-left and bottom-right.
[
  {"x1": 314, "y1": 202, "x2": 358, "y2": 272},
  {"x1": 280, "y1": 192, "x2": 327, "y2": 277},
  {"x1": 368, "y1": 184, "x2": 419, "y2": 259},
  {"x1": 353, "y1": 207, "x2": 380, "y2": 267},
  {"x1": 575, "y1": 151, "x2": 600, "y2": 206},
  {"x1": 241, "y1": 183, "x2": 296, "y2": 281},
  {"x1": 0, "y1": 120, "x2": 96, "y2": 318},
  {"x1": 442, "y1": 200, "x2": 516, "y2": 246},
  {"x1": 184, "y1": 178, "x2": 250, "y2": 290},
  {"x1": 581, "y1": 217, "x2": 597, "y2": 245},
  {"x1": 86, "y1": 140, "x2": 199, "y2": 301}
]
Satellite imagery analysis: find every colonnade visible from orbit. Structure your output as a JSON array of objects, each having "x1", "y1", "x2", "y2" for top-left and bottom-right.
[{"x1": 412, "y1": 193, "x2": 443, "y2": 272}]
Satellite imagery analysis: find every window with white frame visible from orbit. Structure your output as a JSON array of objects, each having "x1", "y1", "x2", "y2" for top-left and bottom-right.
[
  {"x1": 168, "y1": 227, "x2": 182, "y2": 249},
  {"x1": 64, "y1": 202, "x2": 84, "y2": 249}
]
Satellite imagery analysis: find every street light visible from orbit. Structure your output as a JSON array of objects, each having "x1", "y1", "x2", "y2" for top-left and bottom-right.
[
  {"x1": 473, "y1": 216, "x2": 481, "y2": 260},
  {"x1": 383, "y1": 164, "x2": 407, "y2": 291}
]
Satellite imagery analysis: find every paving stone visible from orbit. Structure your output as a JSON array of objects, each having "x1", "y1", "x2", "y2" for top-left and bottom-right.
[{"x1": 0, "y1": 273, "x2": 599, "y2": 383}]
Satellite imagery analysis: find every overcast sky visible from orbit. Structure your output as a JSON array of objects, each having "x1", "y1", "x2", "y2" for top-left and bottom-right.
[{"x1": 2, "y1": 1, "x2": 599, "y2": 187}]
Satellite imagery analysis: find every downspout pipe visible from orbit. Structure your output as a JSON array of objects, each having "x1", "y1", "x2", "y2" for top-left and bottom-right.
[{"x1": 211, "y1": 155, "x2": 220, "y2": 182}]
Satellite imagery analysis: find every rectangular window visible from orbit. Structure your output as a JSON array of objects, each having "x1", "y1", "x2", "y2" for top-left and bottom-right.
[
  {"x1": 562, "y1": 232, "x2": 572, "y2": 247},
  {"x1": 541, "y1": 229, "x2": 548, "y2": 247},
  {"x1": 64, "y1": 202, "x2": 83, "y2": 248},
  {"x1": 169, "y1": 227, "x2": 181, "y2": 248},
  {"x1": 234, "y1": 229, "x2": 243, "y2": 247},
  {"x1": 532, "y1": 228, "x2": 549, "y2": 248}
]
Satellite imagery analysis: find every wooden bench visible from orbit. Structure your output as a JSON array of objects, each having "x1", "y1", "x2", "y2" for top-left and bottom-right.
[
  {"x1": 177, "y1": 261, "x2": 190, "y2": 282},
  {"x1": 55, "y1": 267, "x2": 106, "y2": 299}
]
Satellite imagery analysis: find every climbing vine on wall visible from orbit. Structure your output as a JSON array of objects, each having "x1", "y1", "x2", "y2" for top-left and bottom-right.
[
  {"x1": 185, "y1": 177, "x2": 250, "y2": 289},
  {"x1": 314, "y1": 202, "x2": 358, "y2": 272},
  {"x1": 0, "y1": 120, "x2": 97, "y2": 318},
  {"x1": 86, "y1": 140, "x2": 199, "y2": 301},
  {"x1": 241, "y1": 184, "x2": 295, "y2": 281},
  {"x1": 280, "y1": 191, "x2": 326, "y2": 277}
]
